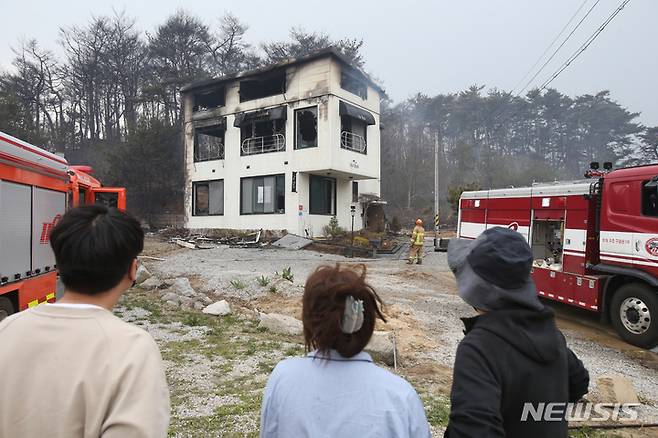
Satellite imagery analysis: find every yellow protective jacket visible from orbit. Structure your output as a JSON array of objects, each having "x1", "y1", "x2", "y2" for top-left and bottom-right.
[{"x1": 411, "y1": 225, "x2": 425, "y2": 246}]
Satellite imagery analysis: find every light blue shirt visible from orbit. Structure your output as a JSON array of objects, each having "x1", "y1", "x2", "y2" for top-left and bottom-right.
[{"x1": 260, "y1": 350, "x2": 431, "y2": 438}]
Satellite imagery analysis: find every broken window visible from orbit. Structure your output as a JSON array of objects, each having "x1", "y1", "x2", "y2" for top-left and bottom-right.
[
  {"x1": 239, "y1": 70, "x2": 286, "y2": 102},
  {"x1": 235, "y1": 106, "x2": 287, "y2": 156},
  {"x1": 194, "y1": 125, "x2": 225, "y2": 162},
  {"x1": 241, "y1": 174, "x2": 285, "y2": 214},
  {"x1": 295, "y1": 107, "x2": 318, "y2": 149},
  {"x1": 310, "y1": 175, "x2": 336, "y2": 215},
  {"x1": 193, "y1": 87, "x2": 225, "y2": 112},
  {"x1": 193, "y1": 180, "x2": 224, "y2": 216},
  {"x1": 341, "y1": 69, "x2": 367, "y2": 100}
]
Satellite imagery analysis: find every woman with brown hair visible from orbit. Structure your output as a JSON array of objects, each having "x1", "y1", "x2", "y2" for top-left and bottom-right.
[{"x1": 260, "y1": 264, "x2": 430, "y2": 438}]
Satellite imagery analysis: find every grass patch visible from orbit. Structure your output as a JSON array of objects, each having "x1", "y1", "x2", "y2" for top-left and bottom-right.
[
  {"x1": 182, "y1": 313, "x2": 205, "y2": 326},
  {"x1": 256, "y1": 275, "x2": 270, "y2": 287},
  {"x1": 283, "y1": 345, "x2": 304, "y2": 357},
  {"x1": 569, "y1": 427, "x2": 619, "y2": 438},
  {"x1": 422, "y1": 394, "x2": 450, "y2": 428},
  {"x1": 230, "y1": 280, "x2": 246, "y2": 290}
]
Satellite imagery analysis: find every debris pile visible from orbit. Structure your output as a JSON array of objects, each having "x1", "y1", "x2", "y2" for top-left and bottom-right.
[{"x1": 170, "y1": 230, "x2": 263, "y2": 250}]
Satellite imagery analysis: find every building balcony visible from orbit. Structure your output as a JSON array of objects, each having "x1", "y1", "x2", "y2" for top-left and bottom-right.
[
  {"x1": 241, "y1": 134, "x2": 286, "y2": 156},
  {"x1": 340, "y1": 131, "x2": 367, "y2": 154},
  {"x1": 194, "y1": 142, "x2": 224, "y2": 162}
]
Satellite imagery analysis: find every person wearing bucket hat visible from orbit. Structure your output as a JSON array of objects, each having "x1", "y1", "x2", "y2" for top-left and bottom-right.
[{"x1": 444, "y1": 227, "x2": 589, "y2": 438}]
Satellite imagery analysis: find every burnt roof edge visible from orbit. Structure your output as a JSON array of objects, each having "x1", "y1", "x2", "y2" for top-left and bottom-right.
[{"x1": 181, "y1": 48, "x2": 386, "y2": 96}]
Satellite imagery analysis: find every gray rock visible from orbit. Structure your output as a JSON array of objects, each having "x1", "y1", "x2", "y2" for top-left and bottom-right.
[
  {"x1": 167, "y1": 277, "x2": 197, "y2": 298},
  {"x1": 202, "y1": 300, "x2": 232, "y2": 316},
  {"x1": 160, "y1": 292, "x2": 180, "y2": 303},
  {"x1": 179, "y1": 296, "x2": 194, "y2": 306},
  {"x1": 140, "y1": 277, "x2": 162, "y2": 290},
  {"x1": 258, "y1": 313, "x2": 303, "y2": 336},
  {"x1": 365, "y1": 331, "x2": 397, "y2": 366},
  {"x1": 136, "y1": 265, "x2": 152, "y2": 284}
]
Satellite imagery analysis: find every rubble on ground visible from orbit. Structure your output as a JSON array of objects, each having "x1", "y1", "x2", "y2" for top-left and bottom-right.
[
  {"x1": 170, "y1": 230, "x2": 265, "y2": 250},
  {"x1": 272, "y1": 234, "x2": 313, "y2": 250}
]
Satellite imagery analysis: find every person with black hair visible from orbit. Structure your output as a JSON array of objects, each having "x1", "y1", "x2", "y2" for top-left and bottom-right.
[
  {"x1": 260, "y1": 264, "x2": 430, "y2": 438},
  {"x1": 0, "y1": 205, "x2": 170, "y2": 438}
]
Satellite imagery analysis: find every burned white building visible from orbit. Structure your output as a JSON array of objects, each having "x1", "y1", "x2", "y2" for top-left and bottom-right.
[{"x1": 181, "y1": 49, "x2": 384, "y2": 235}]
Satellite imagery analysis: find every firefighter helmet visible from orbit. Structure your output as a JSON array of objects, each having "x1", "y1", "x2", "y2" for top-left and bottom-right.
[{"x1": 416, "y1": 218, "x2": 423, "y2": 225}]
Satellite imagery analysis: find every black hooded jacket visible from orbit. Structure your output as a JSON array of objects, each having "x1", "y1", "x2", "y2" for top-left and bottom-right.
[{"x1": 444, "y1": 307, "x2": 589, "y2": 438}]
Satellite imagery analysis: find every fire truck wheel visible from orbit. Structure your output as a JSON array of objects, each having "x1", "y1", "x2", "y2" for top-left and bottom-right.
[
  {"x1": 610, "y1": 283, "x2": 658, "y2": 349},
  {"x1": 0, "y1": 297, "x2": 15, "y2": 322}
]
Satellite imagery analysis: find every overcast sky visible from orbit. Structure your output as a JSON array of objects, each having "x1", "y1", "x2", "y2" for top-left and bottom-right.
[{"x1": 1, "y1": 0, "x2": 656, "y2": 125}]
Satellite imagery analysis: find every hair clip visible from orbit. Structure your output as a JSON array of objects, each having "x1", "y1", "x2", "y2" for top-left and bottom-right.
[{"x1": 340, "y1": 295, "x2": 364, "y2": 334}]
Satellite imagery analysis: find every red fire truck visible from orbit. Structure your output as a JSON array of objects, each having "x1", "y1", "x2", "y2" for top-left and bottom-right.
[
  {"x1": 457, "y1": 163, "x2": 658, "y2": 348},
  {"x1": 0, "y1": 131, "x2": 126, "y2": 321}
]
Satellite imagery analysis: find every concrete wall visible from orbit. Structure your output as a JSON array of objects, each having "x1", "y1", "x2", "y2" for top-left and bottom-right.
[{"x1": 183, "y1": 56, "x2": 381, "y2": 235}]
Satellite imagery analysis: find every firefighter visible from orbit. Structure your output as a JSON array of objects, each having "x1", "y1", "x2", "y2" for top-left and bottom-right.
[{"x1": 407, "y1": 219, "x2": 425, "y2": 264}]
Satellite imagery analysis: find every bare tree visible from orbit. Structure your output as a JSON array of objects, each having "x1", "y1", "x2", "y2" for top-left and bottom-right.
[{"x1": 146, "y1": 10, "x2": 212, "y2": 125}]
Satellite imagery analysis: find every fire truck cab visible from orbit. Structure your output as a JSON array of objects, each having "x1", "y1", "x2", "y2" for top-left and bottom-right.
[
  {"x1": 457, "y1": 164, "x2": 658, "y2": 348},
  {"x1": 68, "y1": 165, "x2": 126, "y2": 210}
]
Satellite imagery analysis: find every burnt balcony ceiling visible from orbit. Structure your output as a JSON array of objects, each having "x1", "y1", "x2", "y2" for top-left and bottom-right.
[{"x1": 239, "y1": 70, "x2": 286, "y2": 102}]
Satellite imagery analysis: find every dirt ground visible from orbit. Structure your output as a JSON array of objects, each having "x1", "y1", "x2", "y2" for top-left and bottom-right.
[{"x1": 125, "y1": 235, "x2": 658, "y2": 437}]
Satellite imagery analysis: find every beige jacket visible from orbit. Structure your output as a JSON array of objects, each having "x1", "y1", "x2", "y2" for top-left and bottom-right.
[{"x1": 0, "y1": 305, "x2": 170, "y2": 438}]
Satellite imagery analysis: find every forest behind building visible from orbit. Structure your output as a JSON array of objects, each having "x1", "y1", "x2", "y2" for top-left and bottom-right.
[{"x1": 1, "y1": 11, "x2": 656, "y2": 226}]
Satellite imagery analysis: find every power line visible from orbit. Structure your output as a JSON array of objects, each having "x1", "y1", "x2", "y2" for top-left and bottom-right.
[
  {"x1": 537, "y1": 0, "x2": 632, "y2": 91},
  {"x1": 516, "y1": 0, "x2": 601, "y2": 96},
  {"x1": 511, "y1": 0, "x2": 589, "y2": 95}
]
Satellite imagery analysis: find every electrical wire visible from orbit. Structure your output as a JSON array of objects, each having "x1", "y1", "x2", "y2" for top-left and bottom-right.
[
  {"x1": 511, "y1": 0, "x2": 590, "y2": 95},
  {"x1": 537, "y1": 0, "x2": 632, "y2": 91},
  {"x1": 516, "y1": 0, "x2": 601, "y2": 96}
]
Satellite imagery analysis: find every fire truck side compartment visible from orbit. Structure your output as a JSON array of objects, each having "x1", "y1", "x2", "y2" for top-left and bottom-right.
[
  {"x1": 0, "y1": 181, "x2": 32, "y2": 280},
  {"x1": 32, "y1": 187, "x2": 66, "y2": 272}
]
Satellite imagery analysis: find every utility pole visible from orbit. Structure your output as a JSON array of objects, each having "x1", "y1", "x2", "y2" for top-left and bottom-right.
[{"x1": 433, "y1": 131, "x2": 440, "y2": 248}]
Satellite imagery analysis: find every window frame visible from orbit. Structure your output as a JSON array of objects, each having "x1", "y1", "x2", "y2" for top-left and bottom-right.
[
  {"x1": 642, "y1": 179, "x2": 658, "y2": 218},
  {"x1": 240, "y1": 119, "x2": 286, "y2": 156},
  {"x1": 240, "y1": 174, "x2": 286, "y2": 215},
  {"x1": 309, "y1": 175, "x2": 337, "y2": 216},
  {"x1": 340, "y1": 69, "x2": 368, "y2": 100},
  {"x1": 239, "y1": 70, "x2": 287, "y2": 102},
  {"x1": 194, "y1": 126, "x2": 226, "y2": 163},
  {"x1": 340, "y1": 116, "x2": 368, "y2": 155},
  {"x1": 192, "y1": 179, "x2": 224, "y2": 217},
  {"x1": 193, "y1": 87, "x2": 226, "y2": 112},
  {"x1": 294, "y1": 106, "x2": 319, "y2": 150}
]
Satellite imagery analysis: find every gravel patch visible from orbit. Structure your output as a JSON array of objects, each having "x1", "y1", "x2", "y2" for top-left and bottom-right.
[{"x1": 176, "y1": 394, "x2": 241, "y2": 418}]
